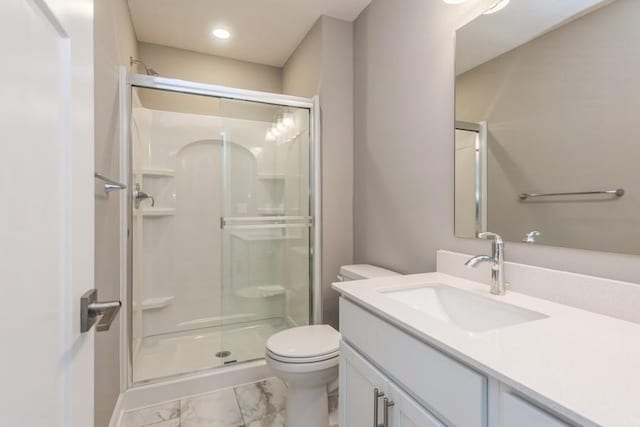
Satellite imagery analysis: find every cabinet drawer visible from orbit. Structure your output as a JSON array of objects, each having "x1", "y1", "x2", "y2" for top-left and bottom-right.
[
  {"x1": 340, "y1": 298, "x2": 488, "y2": 427},
  {"x1": 502, "y1": 392, "x2": 570, "y2": 427}
]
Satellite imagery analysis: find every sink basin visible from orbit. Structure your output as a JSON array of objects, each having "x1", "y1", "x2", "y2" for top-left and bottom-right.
[{"x1": 382, "y1": 284, "x2": 547, "y2": 333}]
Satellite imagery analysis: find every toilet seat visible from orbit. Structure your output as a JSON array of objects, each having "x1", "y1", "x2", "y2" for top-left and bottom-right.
[
  {"x1": 266, "y1": 350, "x2": 339, "y2": 375},
  {"x1": 266, "y1": 348, "x2": 339, "y2": 364},
  {"x1": 266, "y1": 325, "x2": 341, "y2": 364}
]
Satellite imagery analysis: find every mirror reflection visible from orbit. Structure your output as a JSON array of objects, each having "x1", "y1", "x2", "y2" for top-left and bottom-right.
[{"x1": 455, "y1": 0, "x2": 640, "y2": 255}]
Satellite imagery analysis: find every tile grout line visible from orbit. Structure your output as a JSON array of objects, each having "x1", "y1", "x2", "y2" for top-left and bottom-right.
[{"x1": 232, "y1": 385, "x2": 247, "y2": 426}]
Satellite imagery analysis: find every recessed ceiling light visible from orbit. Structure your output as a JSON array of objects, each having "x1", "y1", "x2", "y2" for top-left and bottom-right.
[
  {"x1": 483, "y1": 0, "x2": 510, "y2": 14},
  {"x1": 212, "y1": 28, "x2": 231, "y2": 40}
]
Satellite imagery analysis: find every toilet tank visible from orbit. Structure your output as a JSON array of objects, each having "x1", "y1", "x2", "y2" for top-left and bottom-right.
[{"x1": 337, "y1": 264, "x2": 401, "y2": 281}]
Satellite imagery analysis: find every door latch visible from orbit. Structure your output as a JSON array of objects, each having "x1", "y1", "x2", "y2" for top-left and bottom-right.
[{"x1": 80, "y1": 289, "x2": 121, "y2": 333}]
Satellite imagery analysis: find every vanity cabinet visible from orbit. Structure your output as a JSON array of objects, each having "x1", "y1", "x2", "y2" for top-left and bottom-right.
[{"x1": 339, "y1": 298, "x2": 571, "y2": 427}]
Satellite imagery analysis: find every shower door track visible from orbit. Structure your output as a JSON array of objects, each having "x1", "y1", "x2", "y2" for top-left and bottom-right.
[{"x1": 118, "y1": 68, "x2": 322, "y2": 391}]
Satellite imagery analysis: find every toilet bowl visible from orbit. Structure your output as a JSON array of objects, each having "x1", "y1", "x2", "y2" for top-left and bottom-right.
[
  {"x1": 266, "y1": 325, "x2": 340, "y2": 427},
  {"x1": 265, "y1": 264, "x2": 400, "y2": 426}
]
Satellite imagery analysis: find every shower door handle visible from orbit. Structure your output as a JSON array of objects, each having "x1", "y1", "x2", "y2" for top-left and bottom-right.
[
  {"x1": 80, "y1": 289, "x2": 122, "y2": 333},
  {"x1": 220, "y1": 216, "x2": 312, "y2": 230}
]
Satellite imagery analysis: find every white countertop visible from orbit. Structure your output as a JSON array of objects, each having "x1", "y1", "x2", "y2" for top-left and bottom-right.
[{"x1": 333, "y1": 272, "x2": 640, "y2": 427}]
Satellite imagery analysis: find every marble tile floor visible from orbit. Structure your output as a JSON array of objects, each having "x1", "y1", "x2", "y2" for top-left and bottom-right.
[{"x1": 120, "y1": 377, "x2": 337, "y2": 427}]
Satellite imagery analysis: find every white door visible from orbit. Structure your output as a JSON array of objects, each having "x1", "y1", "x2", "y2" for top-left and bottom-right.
[{"x1": 0, "y1": 0, "x2": 95, "y2": 426}]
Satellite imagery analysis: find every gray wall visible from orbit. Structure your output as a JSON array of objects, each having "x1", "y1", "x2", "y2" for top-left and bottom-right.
[
  {"x1": 94, "y1": 0, "x2": 138, "y2": 425},
  {"x1": 456, "y1": 0, "x2": 640, "y2": 255},
  {"x1": 353, "y1": 0, "x2": 640, "y2": 290},
  {"x1": 138, "y1": 42, "x2": 283, "y2": 93},
  {"x1": 282, "y1": 19, "x2": 323, "y2": 97},
  {"x1": 283, "y1": 16, "x2": 354, "y2": 328}
]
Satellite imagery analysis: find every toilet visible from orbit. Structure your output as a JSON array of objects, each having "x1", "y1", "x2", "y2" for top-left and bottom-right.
[{"x1": 265, "y1": 264, "x2": 400, "y2": 427}]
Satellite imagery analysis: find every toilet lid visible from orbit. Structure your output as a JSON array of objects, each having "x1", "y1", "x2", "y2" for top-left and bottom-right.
[{"x1": 266, "y1": 325, "x2": 341, "y2": 361}]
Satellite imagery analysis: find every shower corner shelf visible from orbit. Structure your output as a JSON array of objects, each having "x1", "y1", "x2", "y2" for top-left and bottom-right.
[
  {"x1": 135, "y1": 168, "x2": 176, "y2": 177},
  {"x1": 141, "y1": 296, "x2": 175, "y2": 311},
  {"x1": 134, "y1": 208, "x2": 176, "y2": 217},
  {"x1": 234, "y1": 285, "x2": 286, "y2": 299}
]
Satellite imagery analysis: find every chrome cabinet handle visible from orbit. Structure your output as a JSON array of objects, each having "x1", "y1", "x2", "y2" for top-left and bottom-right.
[
  {"x1": 383, "y1": 397, "x2": 395, "y2": 427},
  {"x1": 373, "y1": 388, "x2": 384, "y2": 427}
]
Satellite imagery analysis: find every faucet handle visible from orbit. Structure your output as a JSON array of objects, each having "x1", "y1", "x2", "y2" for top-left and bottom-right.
[
  {"x1": 523, "y1": 230, "x2": 541, "y2": 243},
  {"x1": 477, "y1": 232, "x2": 503, "y2": 245}
]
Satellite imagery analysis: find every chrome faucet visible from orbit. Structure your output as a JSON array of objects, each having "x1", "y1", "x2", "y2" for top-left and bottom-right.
[
  {"x1": 133, "y1": 183, "x2": 155, "y2": 209},
  {"x1": 523, "y1": 230, "x2": 541, "y2": 243},
  {"x1": 465, "y1": 232, "x2": 506, "y2": 295}
]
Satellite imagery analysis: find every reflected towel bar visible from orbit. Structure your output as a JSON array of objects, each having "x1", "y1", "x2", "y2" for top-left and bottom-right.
[
  {"x1": 95, "y1": 172, "x2": 127, "y2": 192},
  {"x1": 519, "y1": 189, "x2": 624, "y2": 200}
]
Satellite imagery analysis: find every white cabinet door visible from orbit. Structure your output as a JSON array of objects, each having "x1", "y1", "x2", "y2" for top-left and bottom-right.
[
  {"x1": 388, "y1": 382, "x2": 445, "y2": 427},
  {"x1": 341, "y1": 342, "x2": 445, "y2": 427},
  {"x1": 340, "y1": 342, "x2": 390, "y2": 427}
]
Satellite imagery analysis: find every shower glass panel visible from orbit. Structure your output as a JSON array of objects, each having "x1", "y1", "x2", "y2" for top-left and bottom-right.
[
  {"x1": 129, "y1": 85, "x2": 312, "y2": 383},
  {"x1": 218, "y1": 98, "x2": 311, "y2": 364}
]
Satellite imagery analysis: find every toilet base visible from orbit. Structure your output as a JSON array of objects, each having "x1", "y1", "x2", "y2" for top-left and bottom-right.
[{"x1": 285, "y1": 383, "x2": 329, "y2": 427}]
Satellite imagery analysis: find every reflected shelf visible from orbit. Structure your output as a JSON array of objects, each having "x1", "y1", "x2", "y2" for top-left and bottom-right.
[
  {"x1": 257, "y1": 173, "x2": 285, "y2": 181},
  {"x1": 141, "y1": 296, "x2": 175, "y2": 311},
  {"x1": 134, "y1": 208, "x2": 175, "y2": 217},
  {"x1": 134, "y1": 168, "x2": 176, "y2": 177}
]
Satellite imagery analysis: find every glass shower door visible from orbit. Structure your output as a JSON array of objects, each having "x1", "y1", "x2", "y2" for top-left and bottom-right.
[
  {"x1": 130, "y1": 87, "x2": 227, "y2": 382},
  {"x1": 218, "y1": 98, "x2": 312, "y2": 365}
]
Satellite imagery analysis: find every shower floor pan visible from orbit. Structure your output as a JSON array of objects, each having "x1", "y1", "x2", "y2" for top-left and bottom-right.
[{"x1": 133, "y1": 317, "x2": 288, "y2": 382}]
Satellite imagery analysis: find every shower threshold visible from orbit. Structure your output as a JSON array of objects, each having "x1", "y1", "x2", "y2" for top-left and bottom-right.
[{"x1": 133, "y1": 317, "x2": 289, "y2": 383}]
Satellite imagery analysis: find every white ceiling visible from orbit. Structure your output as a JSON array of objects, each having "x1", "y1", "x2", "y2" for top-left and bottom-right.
[
  {"x1": 456, "y1": 0, "x2": 612, "y2": 75},
  {"x1": 128, "y1": 0, "x2": 371, "y2": 67}
]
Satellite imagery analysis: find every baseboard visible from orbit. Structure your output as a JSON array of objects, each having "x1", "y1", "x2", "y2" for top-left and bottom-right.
[{"x1": 119, "y1": 360, "x2": 271, "y2": 412}]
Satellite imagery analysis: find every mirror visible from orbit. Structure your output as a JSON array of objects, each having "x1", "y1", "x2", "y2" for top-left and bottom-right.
[{"x1": 455, "y1": 0, "x2": 640, "y2": 255}]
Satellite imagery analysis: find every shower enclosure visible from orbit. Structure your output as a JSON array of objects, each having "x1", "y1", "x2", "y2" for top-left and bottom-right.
[
  {"x1": 122, "y1": 73, "x2": 320, "y2": 384},
  {"x1": 454, "y1": 121, "x2": 487, "y2": 238}
]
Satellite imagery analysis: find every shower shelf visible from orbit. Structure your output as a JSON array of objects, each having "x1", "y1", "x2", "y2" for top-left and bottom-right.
[
  {"x1": 134, "y1": 208, "x2": 175, "y2": 217},
  {"x1": 141, "y1": 296, "x2": 175, "y2": 311},
  {"x1": 234, "y1": 285, "x2": 285, "y2": 299},
  {"x1": 257, "y1": 207, "x2": 286, "y2": 215},
  {"x1": 134, "y1": 168, "x2": 175, "y2": 177}
]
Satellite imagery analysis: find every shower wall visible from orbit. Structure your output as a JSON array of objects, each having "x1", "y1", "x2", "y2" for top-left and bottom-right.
[
  {"x1": 454, "y1": 129, "x2": 478, "y2": 238},
  {"x1": 131, "y1": 103, "x2": 310, "y2": 356}
]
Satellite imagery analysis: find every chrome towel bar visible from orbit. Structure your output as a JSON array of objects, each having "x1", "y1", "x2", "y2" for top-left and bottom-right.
[
  {"x1": 95, "y1": 172, "x2": 127, "y2": 192},
  {"x1": 519, "y1": 188, "x2": 624, "y2": 200}
]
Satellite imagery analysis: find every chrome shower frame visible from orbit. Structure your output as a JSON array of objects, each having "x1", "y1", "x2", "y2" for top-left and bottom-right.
[
  {"x1": 455, "y1": 120, "x2": 488, "y2": 237},
  {"x1": 118, "y1": 68, "x2": 322, "y2": 392}
]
